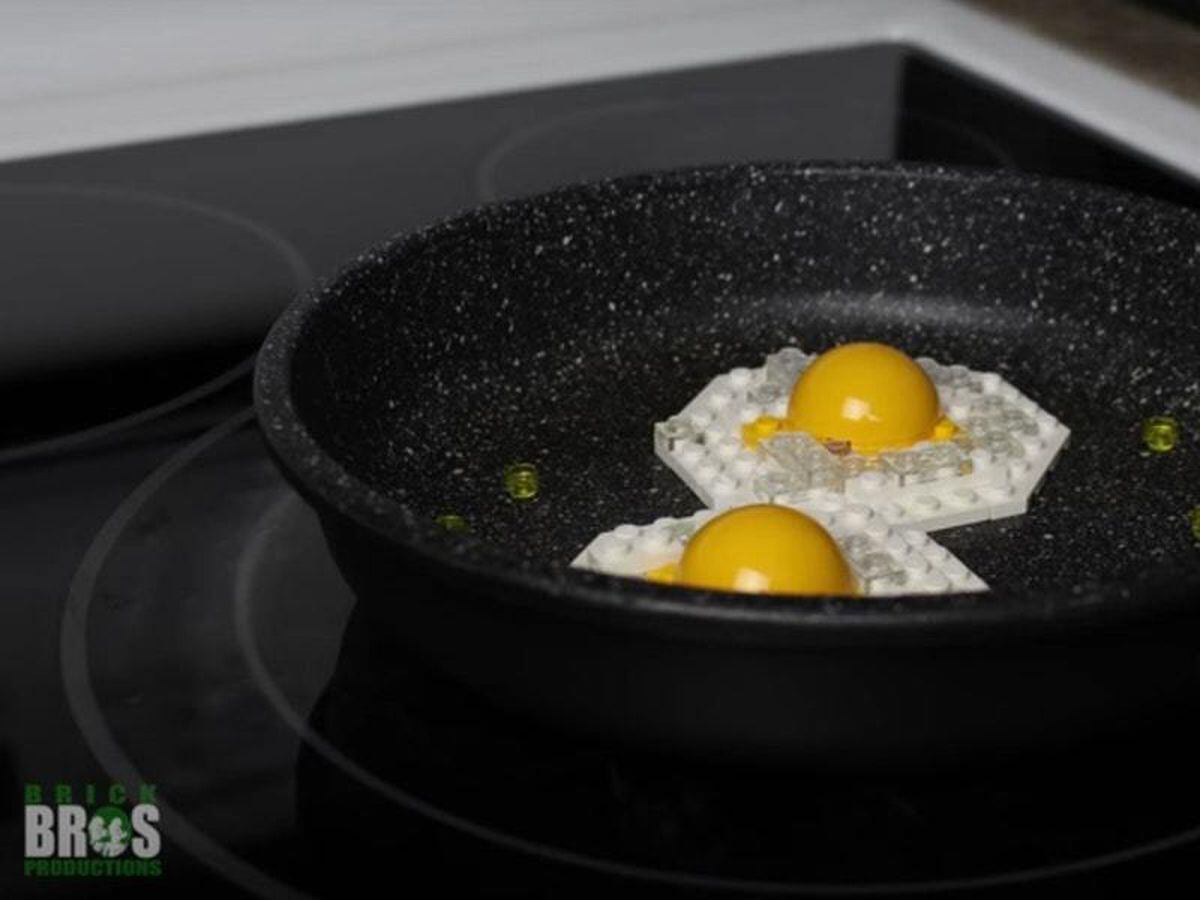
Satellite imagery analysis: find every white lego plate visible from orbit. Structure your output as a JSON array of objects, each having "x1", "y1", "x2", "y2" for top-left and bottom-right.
[
  {"x1": 572, "y1": 503, "x2": 987, "y2": 596},
  {"x1": 654, "y1": 348, "x2": 1069, "y2": 532}
]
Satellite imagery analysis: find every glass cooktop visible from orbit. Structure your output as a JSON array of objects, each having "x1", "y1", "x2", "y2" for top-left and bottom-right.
[{"x1": 1, "y1": 43, "x2": 1198, "y2": 898}]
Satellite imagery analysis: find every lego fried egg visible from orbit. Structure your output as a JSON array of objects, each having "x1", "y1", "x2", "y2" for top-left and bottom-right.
[
  {"x1": 573, "y1": 503, "x2": 987, "y2": 596},
  {"x1": 655, "y1": 343, "x2": 1069, "y2": 532}
]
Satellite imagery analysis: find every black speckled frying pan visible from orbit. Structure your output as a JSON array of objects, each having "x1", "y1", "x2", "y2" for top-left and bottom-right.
[{"x1": 256, "y1": 162, "x2": 1200, "y2": 766}]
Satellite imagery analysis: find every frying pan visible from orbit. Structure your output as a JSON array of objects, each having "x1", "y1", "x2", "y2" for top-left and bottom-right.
[{"x1": 256, "y1": 162, "x2": 1200, "y2": 767}]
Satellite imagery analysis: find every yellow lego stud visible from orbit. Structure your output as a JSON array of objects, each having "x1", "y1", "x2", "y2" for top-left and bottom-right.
[
  {"x1": 1142, "y1": 416, "x2": 1179, "y2": 453},
  {"x1": 741, "y1": 415, "x2": 784, "y2": 450},
  {"x1": 434, "y1": 513, "x2": 469, "y2": 532},
  {"x1": 503, "y1": 462, "x2": 540, "y2": 501}
]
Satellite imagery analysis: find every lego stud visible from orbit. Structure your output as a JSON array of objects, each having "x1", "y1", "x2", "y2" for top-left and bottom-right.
[
  {"x1": 503, "y1": 462, "x2": 540, "y2": 501},
  {"x1": 434, "y1": 513, "x2": 469, "y2": 532},
  {"x1": 1189, "y1": 506, "x2": 1200, "y2": 543},
  {"x1": 1141, "y1": 416, "x2": 1180, "y2": 453}
]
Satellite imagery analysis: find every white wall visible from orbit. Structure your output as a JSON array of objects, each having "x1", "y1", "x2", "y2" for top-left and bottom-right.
[{"x1": 0, "y1": 0, "x2": 1197, "y2": 179}]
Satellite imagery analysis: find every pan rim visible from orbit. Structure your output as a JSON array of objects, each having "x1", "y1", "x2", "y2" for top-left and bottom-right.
[{"x1": 254, "y1": 159, "x2": 1200, "y2": 644}]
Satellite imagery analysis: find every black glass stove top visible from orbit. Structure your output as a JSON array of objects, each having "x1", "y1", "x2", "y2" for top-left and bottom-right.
[{"x1": 3, "y1": 43, "x2": 1200, "y2": 898}]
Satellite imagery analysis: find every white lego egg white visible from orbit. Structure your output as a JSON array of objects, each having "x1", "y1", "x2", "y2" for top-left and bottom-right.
[
  {"x1": 653, "y1": 348, "x2": 1069, "y2": 532},
  {"x1": 572, "y1": 503, "x2": 987, "y2": 596}
]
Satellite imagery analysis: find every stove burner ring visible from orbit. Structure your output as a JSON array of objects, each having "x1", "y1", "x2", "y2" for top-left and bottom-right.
[
  {"x1": 233, "y1": 444, "x2": 1200, "y2": 894},
  {"x1": 475, "y1": 93, "x2": 1015, "y2": 203},
  {"x1": 0, "y1": 184, "x2": 313, "y2": 467}
]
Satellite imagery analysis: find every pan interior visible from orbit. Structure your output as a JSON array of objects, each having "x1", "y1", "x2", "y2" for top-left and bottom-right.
[{"x1": 290, "y1": 166, "x2": 1200, "y2": 595}]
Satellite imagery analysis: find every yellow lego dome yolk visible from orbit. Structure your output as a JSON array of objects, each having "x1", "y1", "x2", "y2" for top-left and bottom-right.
[
  {"x1": 677, "y1": 505, "x2": 857, "y2": 596},
  {"x1": 787, "y1": 342, "x2": 941, "y2": 454}
]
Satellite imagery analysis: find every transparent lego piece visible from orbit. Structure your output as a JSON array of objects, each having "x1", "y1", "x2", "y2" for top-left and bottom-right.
[
  {"x1": 655, "y1": 417, "x2": 699, "y2": 454},
  {"x1": 752, "y1": 469, "x2": 805, "y2": 502},
  {"x1": 962, "y1": 391, "x2": 1037, "y2": 459},
  {"x1": 951, "y1": 432, "x2": 976, "y2": 452},
  {"x1": 713, "y1": 438, "x2": 742, "y2": 463},
  {"x1": 665, "y1": 519, "x2": 699, "y2": 543},
  {"x1": 976, "y1": 372, "x2": 1002, "y2": 394},
  {"x1": 707, "y1": 389, "x2": 733, "y2": 413},
  {"x1": 999, "y1": 408, "x2": 1039, "y2": 437},
  {"x1": 879, "y1": 450, "x2": 920, "y2": 485},
  {"x1": 763, "y1": 347, "x2": 809, "y2": 389},
  {"x1": 749, "y1": 381, "x2": 786, "y2": 406},
  {"x1": 974, "y1": 394, "x2": 1008, "y2": 416},
  {"x1": 850, "y1": 548, "x2": 908, "y2": 592},
  {"x1": 760, "y1": 432, "x2": 845, "y2": 492},
  {"x1": 974, "y1": 430, "x2": 1023, "y2": 460},
  {"x1": 728, "y1": 367, "x2": 754, "y2": 390},
  {"x1": 840, "y1": 533, "x2": 874, "y2": 559},
  {"x1": 962, "y1": 417, "x2": 997, "y2": 440},
  {"x1": 916, "y1": 357, "x2": 947, "y2": 384},
  {"x1": 879, "y1": 442, "x2": 972, "y2": 486},
  {"x1": 921, "y1": 442, "x2": 973, "y2": 478},
  {"x1": 841, "y1": 454, "x2": 884, "y2": 480},
  {"x1": 943, "y1": 364, "x2": 972, "y2": 387}
]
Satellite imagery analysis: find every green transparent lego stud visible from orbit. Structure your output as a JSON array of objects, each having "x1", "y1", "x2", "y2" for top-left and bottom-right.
[
  {"x1": 503, "y1": 463, "x2": 540, "y2": 501},
  {"x1": 1190, "y1": 506, "x2": 1200, "y2": 543},
  {"x1": 434, "y1": 513, "x2": 469, "y2": 533},
  {"x1": 1141, "y1": 416, "x2": 1179, "y2": 453}
]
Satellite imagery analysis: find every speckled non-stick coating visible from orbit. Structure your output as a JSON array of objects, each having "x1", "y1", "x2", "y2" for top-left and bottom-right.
[{"x1": 258, "y1": 162, "x2": 1200, "y2": 621}]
